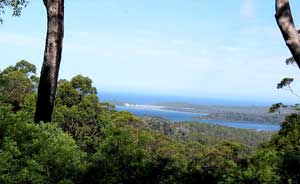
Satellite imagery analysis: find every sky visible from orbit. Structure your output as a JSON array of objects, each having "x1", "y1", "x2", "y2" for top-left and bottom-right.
[{"x1": 1, "y1": 0, "x2": 300, "y2": 104}]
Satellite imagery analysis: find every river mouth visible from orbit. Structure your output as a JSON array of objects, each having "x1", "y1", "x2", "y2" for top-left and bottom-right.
[{"x1": 116, "y1": 105, "x2": 280, "y2": 131}]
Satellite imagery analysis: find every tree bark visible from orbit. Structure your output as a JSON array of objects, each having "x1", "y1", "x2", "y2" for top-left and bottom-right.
[
  {"x1": 275, "y1": 0, "x2": 300, "y2": 69},
  {"x1": 34, "y1": 0, "x2": 64, "y2": 123}
]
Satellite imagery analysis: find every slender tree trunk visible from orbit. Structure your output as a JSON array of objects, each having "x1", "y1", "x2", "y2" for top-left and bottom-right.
[
  {"x1": 34, "y1": 0, "x2": 64, "y2": 123},
  {"x1": 275, "y1": 0, "x2": 300, "y2": 68}
]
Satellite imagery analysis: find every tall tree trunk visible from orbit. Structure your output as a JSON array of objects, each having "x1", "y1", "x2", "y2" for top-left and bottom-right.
[
  {"x1": 34, "y1": 0, "x2": 64, "y2": 123},
  {"x1": 275, "y1": 0, "x2": 300, "y2": 69}
]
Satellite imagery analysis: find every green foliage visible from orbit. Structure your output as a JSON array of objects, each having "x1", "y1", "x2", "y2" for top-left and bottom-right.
[
  {"x1": 273, "y1": 77, "x2": 300, "y2": 112},
  {"x1": 0, "y1": 105, "x2": 86, "y2": 184},
  {"x1": 70, "y1": 75, "x2": 97, "y2": 97},
  {"x1": 268, "y1": 114, "x2": 300, "y2": 183},
  {"x1": 241, "y1": 148, "x2": 280, "y2": 184},
  {"x1": 14, "y1": 60, "x2": 36, "y2": 76},
  {"x1": 86, "y1": 123, "x2": 153, "y2": 183},
  {"x1": 277, "y1": 78, "x2": 294, "y2": 89},
  {"x1": 142, "y1": 117, "x2": 274, "y2": 148},
  {"x1": 237, "y1": 114, "x2": 300, "y2": 184},
  {"x1": 286, "y1": 56, "x2": 296, "y2": 65},
  {"x1": 269, "y1": 102, "x2": 287, "y2": 113},
  {"x1": 1, "y1": 60, "x2": 300, "y2": 184},
  {"x1": 184, "y1": 141, "x2": 249, "y2": 184},
  {"x1": 53, "y1": 75, "x2": 140, "y2": 153},
  {"x1": 85, "y1": 122, "x2": 190, "y2": 184},
  {"x1": 0, "y1": 60, "x2": 37, "y2": 111},
  {"x1": 0, "y1": 0, "x2": 28, "y2": 23}
]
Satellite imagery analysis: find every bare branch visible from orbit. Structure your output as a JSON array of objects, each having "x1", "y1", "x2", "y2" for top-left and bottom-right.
[{"x1": 287, "y1": 85, "x2": 300, "y2": 98}]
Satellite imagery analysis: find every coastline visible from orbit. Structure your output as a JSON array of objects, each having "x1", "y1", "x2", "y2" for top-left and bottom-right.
[{"x1": 115, "y1": 103, "x2": 281, "y2": 131}]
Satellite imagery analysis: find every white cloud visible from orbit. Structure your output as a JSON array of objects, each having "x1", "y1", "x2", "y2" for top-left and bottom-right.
[
  {"x1": 240, "y1": 0, "x2": 256, "y2": 19},
  {"x1": 221, "y1": 45, "x2": 242, "y2": 52},
  {"x1": 0, "y1": 32, "x2": 43, "y2": 48},
  {"x1": 171, "y1": 39, "x2": 185, "y2": 45}
]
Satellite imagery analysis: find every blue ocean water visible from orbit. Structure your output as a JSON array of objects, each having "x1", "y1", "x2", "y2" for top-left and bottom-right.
[
  {"x1": 116, "y1": 105, "x2": 280, "y2": 131},
  {"x1": 100, "y1": 91, "x2": 272, "y2": 106},
  {"x1": 100, "y1": 92, "x2": 280, "y2": 131}
]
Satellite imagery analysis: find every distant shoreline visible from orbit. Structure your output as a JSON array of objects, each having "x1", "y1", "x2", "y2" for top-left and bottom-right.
[
  {"x1": 113, "y1": 101, "x2": 286, "y2": 125},
  {"x1": 99, "y1": 91, "x2": 287, "y2": 107},
  {"x1": 115, "y1": 102, "x2": 283, "y2": 132}
]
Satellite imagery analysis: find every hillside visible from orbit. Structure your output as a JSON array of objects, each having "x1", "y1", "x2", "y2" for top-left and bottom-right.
[{"x1": 141, "y1": 117, "x2": 275, "y2": 148}]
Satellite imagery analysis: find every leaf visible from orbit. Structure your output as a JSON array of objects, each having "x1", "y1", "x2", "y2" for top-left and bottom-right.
[
  {"x1": 277, "y1": 78, "x2": 294, "y2": 89},
  {"x1": 269, "y1": 103, "x2": 286, "y2": 113},
  {"x1": 285, "y1": 57, "x2": 296, "y2": 65}
]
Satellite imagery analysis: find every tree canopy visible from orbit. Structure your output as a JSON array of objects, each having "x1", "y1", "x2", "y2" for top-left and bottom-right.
[
  {"x1": 0, "y1": 0, "x2": 28, "y2": 22},
  {"x1": 0, "y1": 61, "x2": 299, "y2": 183}
]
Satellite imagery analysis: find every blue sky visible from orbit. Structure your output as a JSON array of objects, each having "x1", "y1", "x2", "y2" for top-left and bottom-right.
[{"x1": 1, "y1": 0, "x2": 300, "y2": 104}]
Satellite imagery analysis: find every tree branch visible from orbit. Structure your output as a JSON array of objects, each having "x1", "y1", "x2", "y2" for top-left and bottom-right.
[
  {"x1": 287, "y1": 85, "x2": 300, "y2": 99},
  {"x1": 275, "y1": 0, "x2": 300, "y2": 69}
]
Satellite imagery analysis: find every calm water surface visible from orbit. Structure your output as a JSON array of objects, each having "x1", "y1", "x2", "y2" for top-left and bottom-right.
[{"x1": 116, "y1": 105, "x2": 280, "y2": 131}]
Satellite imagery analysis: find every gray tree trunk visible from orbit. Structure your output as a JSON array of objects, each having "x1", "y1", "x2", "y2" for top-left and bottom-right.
[
  {"x1": 34, "y1": 0, "x2": 64, "y2": 123},
  {"x1": 275, "y1": 0, "x2": 300, "y2": 68}
]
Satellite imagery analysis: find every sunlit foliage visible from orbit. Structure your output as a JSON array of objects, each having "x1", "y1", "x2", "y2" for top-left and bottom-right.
[{"x1": 1, "y1": 61, "x2": 299, "y2": 183}]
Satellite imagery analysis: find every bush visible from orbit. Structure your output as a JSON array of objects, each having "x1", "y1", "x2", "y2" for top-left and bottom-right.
[{"x1": 0, "y1": 106, "x2": 86, "y2": 184}]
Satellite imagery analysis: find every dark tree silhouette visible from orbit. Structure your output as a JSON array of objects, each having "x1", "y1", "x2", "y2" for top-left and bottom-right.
[{"x1": 34, "y1": 0, "x2": 64, "y2": 123}]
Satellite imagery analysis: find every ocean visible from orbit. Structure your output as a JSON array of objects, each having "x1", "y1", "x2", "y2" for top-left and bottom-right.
[
  {"x1": 116, "y1": 105, "x2": 280, "y2": 131},
  {"x1": 100, "y1": 91, "x2": 281, "y2": 131},
  {"x1": 99, "y1": 91, "x2": 272, "y2": 106}
]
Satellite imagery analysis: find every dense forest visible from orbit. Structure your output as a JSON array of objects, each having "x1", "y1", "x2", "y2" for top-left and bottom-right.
[
  {"x1": 142, "y1": 117, "x2": 274, "y2": 148},
  {"x1": 1, "y1": 61, "x2": 300, "y2": 183}
]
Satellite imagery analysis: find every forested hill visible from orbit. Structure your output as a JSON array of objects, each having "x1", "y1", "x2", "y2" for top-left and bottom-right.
[
  {"x1": 1, "y1": 61, "x2": 300, "y2": 183},
  {"x1": 141, "y1": 117, "x2": 275, "y2": 148}
]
